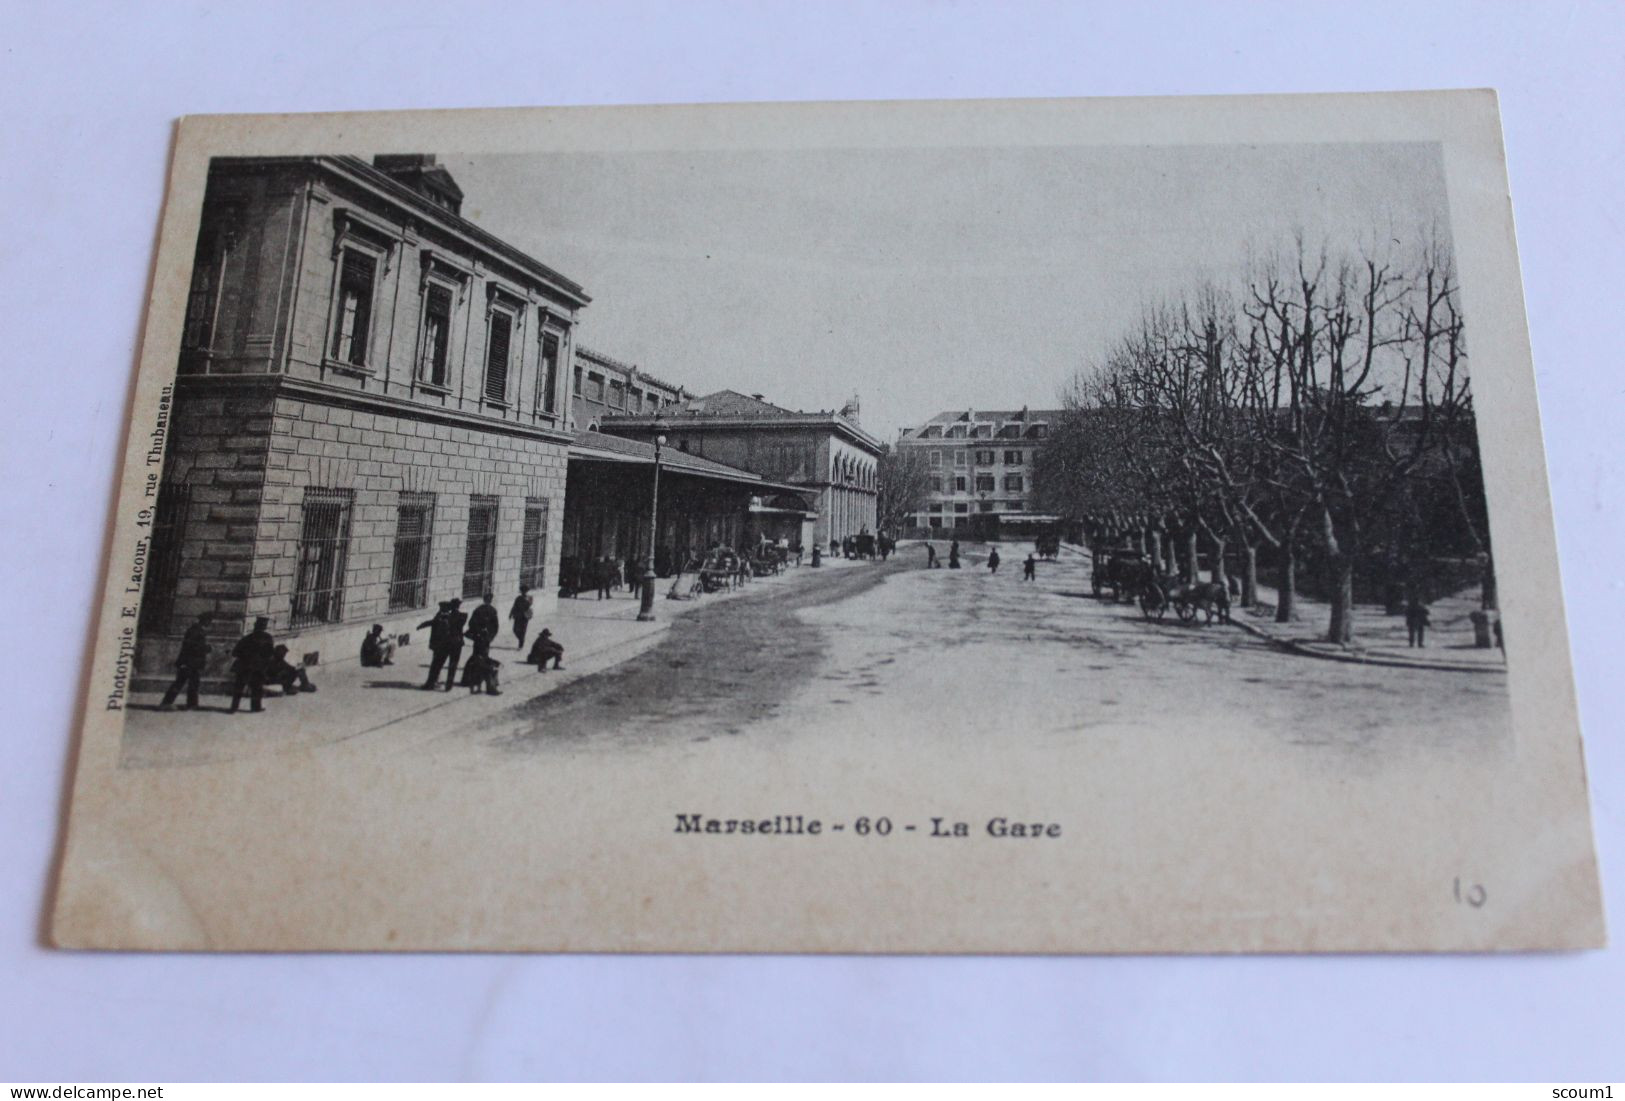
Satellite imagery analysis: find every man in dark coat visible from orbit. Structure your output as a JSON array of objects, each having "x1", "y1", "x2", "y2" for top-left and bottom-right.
[
  {"x1": 159, "y1": 612, "x2": 213, "y2": 710},
  {"x1": 419, "y1": 600, "x2": 463, "y2": 690},
  {"x1": 467, "y1": 591, "x2": 500, "y2": 660},
  {"x1": 228, "y1": 615, "x2": 276, "y2": 714},
  {"x1": 948, "y1": 539, "x2": 961, "y2": 569},
  {"x1": 528, "y1": 628, "x2": 565, "y2": 671},
  {"x1": 1023, "y1": 553, "x2": 1037, "y2": 582},
  {"x1": 987, "y1": 547, "x2": 1001, "y2": 574},
  {"x1": 509, "y1": 588, "x2": 534, "y2": 649}
]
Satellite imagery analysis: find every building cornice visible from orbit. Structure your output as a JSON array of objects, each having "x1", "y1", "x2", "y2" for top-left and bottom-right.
[
  {"x1": 176, "y1": 374, "x2": 577, "y2": 448},
  {"x1": 606, "y1": 411, "x2": 885, "y2": 454}
]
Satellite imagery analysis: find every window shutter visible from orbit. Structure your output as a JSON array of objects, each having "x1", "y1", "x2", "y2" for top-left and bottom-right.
[{"x1": 485, "y1": 314, "x2": 511, "y2": 401}]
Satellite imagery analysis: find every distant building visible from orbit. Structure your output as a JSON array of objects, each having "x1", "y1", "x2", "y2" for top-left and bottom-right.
[
  {"x1": 602, "y1": 390, "x2": 882, "y2": 547},
  {"x1": 896, "y1": 408, "x2": 1062, "y2": 534},
  {"x1": 138, "y1": 153, "x2": 590, "y2": 679},
  {"x1": 571, "y1": 345, "x2": 686, "y2": 430}
]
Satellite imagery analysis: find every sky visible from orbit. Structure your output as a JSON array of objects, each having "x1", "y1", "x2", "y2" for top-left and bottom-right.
[{"x1": 445, "y1": 142, "x2": 1452, "y2": 443}]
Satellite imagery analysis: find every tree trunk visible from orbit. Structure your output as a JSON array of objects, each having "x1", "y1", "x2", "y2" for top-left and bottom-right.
[
  {"x1": 1481, "y1": 551, "x2": 1498, "y2": 611},
  {"x1": 1208, "y1": 533, "x2": 1227, "y2": 588},
  {"x1": 1326, "y1": 555, "x2": 1355, "y2": 644},
  {"x1": 1185, "y1": 529, "x2": 1199, "y2": 584},
  {"x1": 1148, "y1": 529, "x2": 1162, "y2": 573},
  {"x1": 1276, "y1": 545, "x2": 1296, "y2": 623},
  {"x1": 1241, "y1": 543, "x2": 1258, "y2": 608},
  {"x1": 1163, "y1": 532, "x2": 1178, "y2": 577}
]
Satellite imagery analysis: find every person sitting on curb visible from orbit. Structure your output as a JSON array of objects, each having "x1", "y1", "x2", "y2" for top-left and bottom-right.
[
  {"x1": 527, "y1": 628, "x2": 565, "y2": 671},
  {"x1": 268, "y1": 645, "x2": 318, "y2": 694},
  {"x1": 360, "y1": 624, "x2": 395, "y2": 667},
  {"x1": 460, "y1": 652, "x2": 502, "y2": 695}
]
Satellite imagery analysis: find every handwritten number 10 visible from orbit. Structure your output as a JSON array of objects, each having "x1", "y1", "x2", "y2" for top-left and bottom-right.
[{"x1": 1454, "y1": 877, "x2": 1487, "y2": 908}]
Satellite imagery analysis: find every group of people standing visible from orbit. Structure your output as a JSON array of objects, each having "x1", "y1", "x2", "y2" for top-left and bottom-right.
[
  {"x1": 416, "y1": 589, "x2": 565, "y2": 695},
  {"x1": 920, "y1": 539, "x2": 1039, "y2": 582},
  {"x1": 157, "y1": 613, "x2": 317, "y2": 714}
]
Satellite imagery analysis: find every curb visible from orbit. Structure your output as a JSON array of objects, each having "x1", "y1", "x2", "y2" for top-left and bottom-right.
[{"x1": 1228, "y1": 614, "x2": 1505, "y2": 674}]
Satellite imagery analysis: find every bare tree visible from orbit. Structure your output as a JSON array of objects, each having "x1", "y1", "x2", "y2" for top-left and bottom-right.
[{"x1": 876, "y1": 443, "x2": 933, "y2": 534}]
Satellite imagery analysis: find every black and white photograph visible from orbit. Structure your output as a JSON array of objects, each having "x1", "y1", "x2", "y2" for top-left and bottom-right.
[{"x1": 50, "y1": 94, "x2": 1601, "y2": 954}]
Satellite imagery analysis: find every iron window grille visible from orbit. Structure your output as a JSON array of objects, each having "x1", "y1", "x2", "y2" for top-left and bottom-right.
[
  {"x1": 291, "y1": 488, "x2": 355, "y2": 628},
  {"x1": 520, "y1": 499, "x2": 549, "y2": 590},
  {"x1": 462, "y1": 495, "x2": 499, "y2": 599},
  {"x1": 388, "y1": 493, "x2": 436, "y2": 611},
  {"x1": 140, "y1": 482, "x2": 192, "y2": 633}
]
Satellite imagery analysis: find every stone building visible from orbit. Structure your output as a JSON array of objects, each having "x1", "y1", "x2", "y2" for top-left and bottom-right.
[
  {"x1": 571, "y1": 345, "x2": 685, "y2": 430},
  {"x1": 601, "y1": 390, "x2": 882, "y2": 548},
  {"x1": 137, "y1": 153, "x2": 588, "y2": 680},
  {"x1": 895, "y1": 408, "x2": 1062, "y2": 535}
]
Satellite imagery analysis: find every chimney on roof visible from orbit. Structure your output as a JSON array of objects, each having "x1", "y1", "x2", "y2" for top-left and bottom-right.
[
  {"x1": 372, "y1": 154, "x2": 464, "y2": 216},
  {"x1": 840, "y1": 393, "x2": 861, "y2": 423},
  {"x1": 752, "y1": 393, "x2": 765, "y2": 402}
]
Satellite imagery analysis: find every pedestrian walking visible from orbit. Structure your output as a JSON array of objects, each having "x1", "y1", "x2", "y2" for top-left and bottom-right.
[
  {"x1": 360, "y1": 623, "x2": 395, "y2": 667},
  {"x1": 925, "y1": 543, "x2": 938, "y2": 569},
  {"x1": 509, "y1": 588, "x2": 534, "y2": 649},
  {"x1": 267, "y1": 645, "x2": 317, "y2": 694},
  {"x1": 228, "y1": 615, "x2": 276, "y2": 714},
  {"x1": 948, "y1": 539, "x2": 961, "y2": 569},
  {"x1": 158, "y1": 612, "x2": 213, "y2": 710},
  {"x1": 596, "y1": 557, "x2": 613, "y2": 600},
  {"x1": 527, "y1": 628, "x2": 565, "y2": 670},
  {"x1": 467, "y1": 592, "x2": 500, "y2": 659},
  {"x1": 1023, "y1": 554, "x2": 1036, "y2": 581},
  {"x1": 1405, "y1": 595, "x2": 1431, "y2": 648},
  {"x1": 987, "y1": 547, "x2": 1001, "y2": 574}
]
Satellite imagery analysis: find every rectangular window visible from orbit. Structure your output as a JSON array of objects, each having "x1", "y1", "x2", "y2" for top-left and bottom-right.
[
  {"x1": 573, "y1": 363, "x2": 584, "y2": 398},
  {"x1": 538, "y1": 332, "x2": 561, "y2": 414},
  {"x1": 331, "y1": 251, "x2": 376, "y2": 366},
  {"x1": 484, "y1": 310, "x2": 513, "y2": 403},
  {"x1": 928, "y1": 517, "x2": 943, "y2": 528},
  {"x1": 608, "y1": 379, "x2": 625, "y2": 409},
  {"x1": 418, "y1": 285, "x2": 452, "y2": 386},
  {"x1": 182, "y1": 232, "x2": 219, "y2": 351},
  {"x1": 930, "y1": 475, "x2": 944, "y2": 493},
  {"x1": 1004, "y1": 450, "x2": 1023, "y2": 465},
  {"x1": 953, "y1": 450, "x2": 967, "y2": 467},
  {"x1": 462, "y1": 495, "x2": 499, "y2": 599},
  {"x1": 520, "y1": 498, "x2": 549, "y2": 590},
  {"x1": 975, "y1": 474, "x2": 996, "y2": 493},
  {"x1": 388, "y1": 492, "x2": 435, "y2": 611},
  {"x1": 928, "y1": 504, "x2": 943, "y2": 514},
  {"x1": 1004, "y1": 474, "x2": 1024, "y2": 492},
  {"x1": 291, "y1": 488, "x2": 355, "y2": 628},
  {"x1": 140, "y1": 482, "x2": 192, "y2": 632},
  {"x1": 928, "y1": 450, "x2": 942, "y2": 468},
  {"x1": 628, "y1": 387, "x2": 642, "y2": 413},
  {"x1": 1006, "y1": 502, "x2": 1024, "y2": 512},
  {"x1": 954, "y1": 503, "x2": 969, "y2": 514},
  {"x1": 975, "y1": 449, "x2": 995, "y2": 465},
  {"x1": 589, "y1": 373, "x2": 606, "y2": 400},
  {"x1": 955, "y1": 476, "x2": 967, "y2": 493},
  {"x1": 980, "y1": 502, "x2": 995, "y2": 512}
]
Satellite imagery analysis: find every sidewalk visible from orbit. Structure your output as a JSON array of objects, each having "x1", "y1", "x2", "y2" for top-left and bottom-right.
[
  {"x1": 1231, "y1": 582, "x2": 1507, "y2": 674},
  {"x1": 121, "y1": 558, "x2": 860, "y2": 768}
]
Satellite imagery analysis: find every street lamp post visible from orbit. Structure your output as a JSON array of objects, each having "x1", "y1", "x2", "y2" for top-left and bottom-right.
[{"x1": 637, "y1": 419, "x2": 670, "y2": 622}]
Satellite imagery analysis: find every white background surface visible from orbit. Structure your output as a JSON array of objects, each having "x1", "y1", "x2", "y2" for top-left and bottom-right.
[{"x1": 2, "y1": 0, "x2": 1620, "y2": 1082}]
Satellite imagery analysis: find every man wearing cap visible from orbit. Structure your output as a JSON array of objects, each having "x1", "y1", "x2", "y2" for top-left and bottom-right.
[
  {"x1": 228, "y1": 615, "x2": 277, "y2": 714},
  {"x1": 419, "y1": 600, "x2": 458, "y2": 690},
  {"x1": 158, "y1": 611, "x2": 213, "y2": 710},
  {"x1": 467, "y1": 591, "x2": 500, "y2": 661}
]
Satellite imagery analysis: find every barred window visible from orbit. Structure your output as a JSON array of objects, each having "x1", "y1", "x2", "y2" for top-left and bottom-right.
[
  {"x1": 462, "y1": 495, "x2": 499, "y2": 599},
  {"x1": 419, "y1": 285, "x2": 453, "y2": 386},
  {"x1": 389, "y1": 493, "x2": 435, "y2": 611},
  {"x1": 140, "y1": 482, "x2": 192, "y2": 632},
  {"x1": 291, "y1": 488, "x2": 354, "y2": 628},
  {"x1": 520, "y1": 498, "x2": 549, "y2": 591},
  {"x1": 484, "y1": 310, "x2": 513, "y2": 403},
  {"x1": 331, "y1": 251, "x2": 376, "y2": 366}
]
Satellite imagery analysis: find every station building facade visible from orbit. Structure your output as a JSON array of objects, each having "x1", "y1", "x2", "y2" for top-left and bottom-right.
[
  {"x1": 895, "y1": 408, "x2": 1062, "y2": 534},
  {"x1": 570, "y1": 345, "x2": 685, "y2": 430},
  {"x1": 137, "y1": 153, "x2": 589, "y2": 679},
  {"x1": 600, "y1": 390, "x2": 882, "y2": 549}
]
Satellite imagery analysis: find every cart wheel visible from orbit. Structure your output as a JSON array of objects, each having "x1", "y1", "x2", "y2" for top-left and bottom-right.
[{"x1": 1139, "y1": 595, "x2": 1155, "y2": 620}]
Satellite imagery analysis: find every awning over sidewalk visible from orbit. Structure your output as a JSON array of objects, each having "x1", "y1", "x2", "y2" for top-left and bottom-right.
[{"x1": 569, "y1": 429, "x2": 816, "y2": 504}]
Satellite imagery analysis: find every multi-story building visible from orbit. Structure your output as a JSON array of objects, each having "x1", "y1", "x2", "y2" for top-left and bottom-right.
[
  {"x1": 570, "y1": 345, "x2": 685, "y2": 430},
  {"x1": 602, "y1": 390, "x2": 882, "y2": 548},
  {"x1": 137, "y1": 153, "x2": 589, "y2": 680},
  {"x1": 895, "y1": 408, "x2": 1062, "y2": 534}
]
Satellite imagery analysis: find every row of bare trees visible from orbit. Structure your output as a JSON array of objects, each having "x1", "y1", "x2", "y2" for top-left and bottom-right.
[{"x1": 1032, "y1": 234, "x2": 1492, "y2": 643}]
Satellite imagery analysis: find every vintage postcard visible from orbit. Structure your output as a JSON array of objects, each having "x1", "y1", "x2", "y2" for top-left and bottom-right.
[{"x1": 51, "y1": 92, "x2": 1604, "y2": 952}]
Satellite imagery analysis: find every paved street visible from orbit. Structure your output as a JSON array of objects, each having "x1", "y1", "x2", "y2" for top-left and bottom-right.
[{"x1": 468, "y1": 541, "x2": 1513, "y2": 764}]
